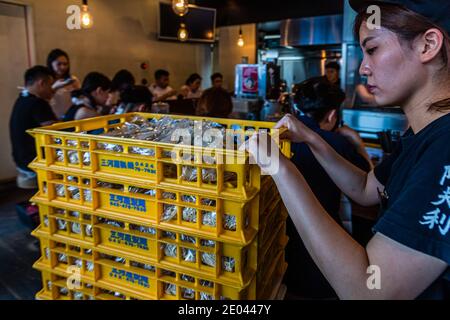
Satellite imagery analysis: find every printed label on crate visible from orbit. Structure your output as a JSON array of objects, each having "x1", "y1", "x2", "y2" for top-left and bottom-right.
[
  {"x1": 99, "y1": 155, "x2": 156, "y2": 178},
  {"x1": 109, "y1": 268, "x2": 150, "y2": 288},
  {"x1": 109, "y1": 230, "x2": 149, "y2": 251},
  {"x1": 109, "y1": 194, "x2": 147, "y2": 212}
]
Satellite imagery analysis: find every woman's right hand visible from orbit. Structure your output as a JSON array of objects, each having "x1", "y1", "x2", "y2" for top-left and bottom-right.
[{"x1": 274, "y1": 114, "x2": 316, "y2": 144}]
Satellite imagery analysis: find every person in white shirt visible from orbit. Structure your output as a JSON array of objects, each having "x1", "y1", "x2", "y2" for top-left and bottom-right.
[
  {"x1": 149, "y1": 69, "x2": 177, "y2": 102},
  {"x1": 180, "y1": 73, "x2": 203, "y2": 99}
]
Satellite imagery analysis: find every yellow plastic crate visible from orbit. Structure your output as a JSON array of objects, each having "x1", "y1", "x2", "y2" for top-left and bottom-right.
[
  {"x1": 33, "y1": 237, "x2": 258, "y2": 300},
  {"x1": 33, "y1": 169, "x2": 259, "y2": 245},
  {"x1": 36, "y1": 251, "x2": 286, "y2": 301},
  {"x1": 28, "y1": 113, "x2": 290, "y2": 200},
  {"x1": 33, "y1": 215, "x2": 258, "y2": 288},
  {"x1": 37, "y1": 270, "x2": 147, "y2": 300}
]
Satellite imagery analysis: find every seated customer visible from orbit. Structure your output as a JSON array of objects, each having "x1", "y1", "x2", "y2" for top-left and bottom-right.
[
  {"x1": 108, "y1": 69, "x2": 136, "y2": 108},
  {"x1": 115, "y1": 85, "x2": 153, "y2": 114},
  {"x1": 285, "y1": 77, "x2": 372, "y2": 299},
  {"x1": 210, "y1": 72, "x2": 224, "y2": 89},
  {"x1": 9, "y1": 66, "x2": 57, "y2": 189},
  {"x1": 149, "y1": 69, "x2": 177, "y2": 102},
  {"x1": 63, "y1": 72, "x2": 112, "y2": 121},
  {"x1": 180, "y1": 73, "x2": 203, "y2": 99},
  {"x1": 196, "y1": 87, "x2": 233, "y2": 118},
  {"x1": 47, "y1": 48, "x2": 81, "y2": 120}
]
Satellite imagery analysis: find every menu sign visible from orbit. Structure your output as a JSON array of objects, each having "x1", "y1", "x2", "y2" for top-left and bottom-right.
[{"x1": 242, "y1": 66, "x2": 258, "y2": 94}]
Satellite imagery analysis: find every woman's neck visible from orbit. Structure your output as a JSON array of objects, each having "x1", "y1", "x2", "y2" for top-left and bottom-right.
[{"x1": 402, "y1": 77, "x2": 450, "y2": 134}]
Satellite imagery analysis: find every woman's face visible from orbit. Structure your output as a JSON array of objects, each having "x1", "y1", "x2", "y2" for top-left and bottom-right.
[
  {"x1": 93, "y1": 88, "x2": 111, "y2": 106},
  {"x1": 52, "y1": 56, "x2": 70, "y2": 78},
  {"x1": 359, "y1": 22, "x2": 425, "y2": 107},
  {"x1": 190, "y1": 79, "x2": 202, "y2": 91}
]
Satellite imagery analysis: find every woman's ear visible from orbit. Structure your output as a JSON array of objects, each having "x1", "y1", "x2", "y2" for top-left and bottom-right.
[
  {"x1": 327, "y1": 109, "x2": 337, "y2": 124},
  {"x1": 418, "y1": 28, "x2": 445, "y2": 64}
]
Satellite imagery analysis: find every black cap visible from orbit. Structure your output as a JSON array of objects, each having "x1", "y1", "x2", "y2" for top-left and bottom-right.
[
  {"x1": 293, "y1": 77, "x2": 346, "y2": 112},
  {"x1": 349, "y1": 0, "x2": 450, "y2": 34}
]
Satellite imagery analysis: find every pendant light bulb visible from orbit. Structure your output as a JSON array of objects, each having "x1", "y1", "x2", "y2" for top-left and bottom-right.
[
  {"x1": 237, "y1": 27, "x2": 244, "y2": 47},
  {"x1": 172, "y1": 0, "x2": 189, "y2": 16},
  {"x1": 81, "y1": 1, "x2": 93, "y2": 29},
  {"x1": 178, "y1": 23, "x2": 188, "y2": 42}
]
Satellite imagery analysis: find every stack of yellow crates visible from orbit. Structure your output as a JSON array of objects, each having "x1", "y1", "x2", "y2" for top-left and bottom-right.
[{"x1": 28, "y1": 113, "x2": 289, "y2": 300}]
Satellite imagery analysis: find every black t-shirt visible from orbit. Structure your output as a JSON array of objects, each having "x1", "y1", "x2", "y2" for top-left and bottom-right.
[
  {"x1": 9, "y1": 92, "x2": 56, "y2": 171},
  {"x1": 285, "y1": 115, "x2": 371, "y2": 298},
  {"x1": 373, "y1": 113, "x2": 450, "y2": 299}
]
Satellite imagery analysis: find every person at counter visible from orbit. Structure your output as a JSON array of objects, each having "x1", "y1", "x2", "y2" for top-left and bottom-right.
[
  {"x1": 9, "y1": 66, "x2": 57, "y2": 189},
  {"x1": 63, "y1": 72, "x2": 112, "y2": 121},
  {"x1": 286, "y1": 77, "x2": 372, "y2": 299},
  {"x1": 47, "y1": 49, "x2": 81, "y2": 120},
  {"x1": 149, "y1": 69, "x2": 177, "y2": 102},
  {"x1": 210, "y1": 72, "x2": 224, "y2": 89},
  {"x1": 244, "y1": 0, "x2": 450, "y2": 299},
  {"x1": 324, "y1": 61, "x2": 342, "y2": 88},
  {"x1": 180, "y1": 73, "x2": 203, "y2": 99}
]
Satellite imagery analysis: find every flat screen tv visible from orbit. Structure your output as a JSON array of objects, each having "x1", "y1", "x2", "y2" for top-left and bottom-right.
[{"x1": 158, "y1": 2, "x2": 216, "y2": 43}]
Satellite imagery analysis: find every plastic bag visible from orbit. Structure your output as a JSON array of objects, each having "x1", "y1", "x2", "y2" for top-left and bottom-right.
[
  {"x1": 202, "y1": 211, "x2": 216, "y2": 227},
  {"x1": 165, "y1": 283, "x2": 176, "y2": 296},
  {"x1": 182, "y1": 207, "x2": 197, "y2": 223},
  {"x1": 161, "y1": 204, "x2": 177, "y2": 222},
  {"x1": 201, "y1": 252, "x2": 216, "y2": 268},
  {"x1": 71, "y1": 222, "x2": 81, "y2": 234},
  {"x1": 201, "y1": 239, "x2": 216, "y2": 248},
  {"x1": 182, "y1": 248, "x2": 196, "y2": 262},
  {"x1": 162, "y1": 243, "x2": 177, "y2": 258},
  {"x1": 182, "y1": 288, "x2": 195, "y2": 299},
  {"x1": 57, "y1": 219, "x2": 67, "y2": 230},
  {"x1": 223, "y1": 214, "x2": 237, "y2": 231},
  {"x1": 85, "y1": 225, "x2": 93, "y2": 237},
  {"x1": 129, "y1": 186, "x2": 155, "y2": 197},
  {"x1": 56, "y1": 184, "x2": 65, "y2": 197},
  {"x1": 222, "y1": 257, "x2": 235, "y2": 272}
]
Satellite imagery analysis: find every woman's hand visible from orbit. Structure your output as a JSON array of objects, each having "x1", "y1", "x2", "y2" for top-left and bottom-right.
[
  {"x1": 240, "y1": 132, "x2": 287, "y2": 176},
  {"x1": 274, "y1": 114, "x2": 316, "y2": 144}
]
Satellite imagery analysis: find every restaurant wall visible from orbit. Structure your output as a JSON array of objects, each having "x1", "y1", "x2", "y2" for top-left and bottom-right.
[
  {"x1": 20, "y1": 0, "x2": 211, "y2": 90},
  {"x1": 215, "y1": 24, "x2": 257, "y2": 92}
]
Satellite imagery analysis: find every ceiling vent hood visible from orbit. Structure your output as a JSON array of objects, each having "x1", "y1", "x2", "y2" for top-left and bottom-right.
[{"x1": 280, "y1": 15, "x2": 343, "y2": 47}]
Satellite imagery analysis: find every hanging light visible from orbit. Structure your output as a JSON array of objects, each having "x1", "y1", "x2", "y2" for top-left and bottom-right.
[
  {"x1": 237, "y1": 26, "x2": 244, "y2": 47},
  {"x1": 172, "y1": 0, "x2": 189, "y2": 17},
  {"x1": 178, "y1": 23, "x2": 188, "y2": 42},
  {"x1": 81, "y1": 0, "x2": 93, "y2": 29}
]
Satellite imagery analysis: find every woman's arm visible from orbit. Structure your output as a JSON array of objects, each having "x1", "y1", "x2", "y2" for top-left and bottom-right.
[
  {"x1": 275, "y1": 114, "x2": 380, "y2": 206},
  {"x1": 74, "y1": 106, "x2": 98, "y2": 121},
  {"x1": 270, "y1": 153, "x2": 447, "y2": 299}
]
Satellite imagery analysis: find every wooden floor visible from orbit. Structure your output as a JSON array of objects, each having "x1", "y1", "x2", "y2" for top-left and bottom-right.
[{"x1": 0, "y1": 184, "x2": 41, "y2": 300}]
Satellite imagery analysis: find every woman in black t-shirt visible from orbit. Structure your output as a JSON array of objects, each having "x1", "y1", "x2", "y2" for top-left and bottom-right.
[{"x1": 244, "y1": 1, "x2": 450, "y2": 299}]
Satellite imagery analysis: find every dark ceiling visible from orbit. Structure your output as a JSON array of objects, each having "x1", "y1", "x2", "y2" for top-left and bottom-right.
[{"x1": 194, "y1": 0, "x2": 344, "y2": 27}]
